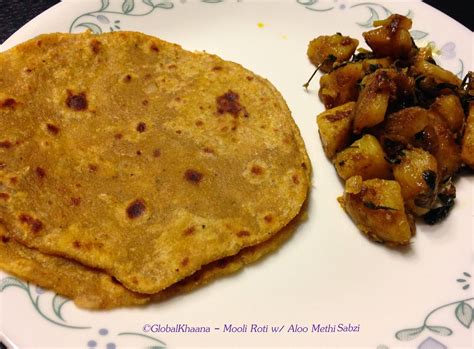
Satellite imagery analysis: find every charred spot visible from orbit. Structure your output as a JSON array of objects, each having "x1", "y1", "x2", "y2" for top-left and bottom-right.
[
  {"x1": 264, "y1": 214, "x2": 273, "y2": 223},
  {"x1": 126, "y1": 199, "x2": 146, "y2": 219},
  {"x1": 220, "y1": 126, "x2": 229, "y2": 132},
  {"x1": 251, "y1": 165, "x2": 263, "y2": 175},
  {"x1": 237, "y1": 230, "x2": 250, "y2": 237},
  {"x1": 1, "y1": 236, "x2": 10, "y2": 243},
  {"x1": 422, "y1": 170, "x2": 437, "y2": 191},
  {"x1": 195, "y1": 120, "x2": 204, "y2": 127},
  {"x1": 73, "y1": 240, "x2": 81, "y2": 248},
  {"x1": 90, "y1": 39, "x2": 102, "y2": 54},
  {"x1": 36, "y1": 167, "x2": 46, "y2": 179},
  {"x1": 10, "y1": 177, "x2": 18, "y2": 185},
  {"x1": 176, "y1": 130, "x2": 182, "y2": 134},
  {"x1": 246, "y1": 76, "x2": 254, "y2": 81},
  {"x1": 46, "y1": 123, "x2": 60, "y2": 135},
  {"x1": 0, "y1": 162, "x2": 6, "y2": 169},
  {"x1": 88, "y1": 164, "x2": 98, "y2": 172},
  {"x1": 136, "y1": 150, "x2": 142, "y2": 156},
  {"x1": 181, "y1": 257, "x2": 189, "y2": 266},
  {"x1": 184, "y1": 169, "x2": 203, "y2": 183},
  {"x1": 338, "y1": 160, "x2": 346, "y2": 166},
  {"x1": 71, "y1": 197, "x2": 81, "y2": 206},
  {"x1": 216, "y1": 90, "x2": 243, "y2": 117},
  {"x1": 153, "y1": 149, "x2": 161, "y2": 157},
  {"x1": 114, "y1": 133, "x2": 123, "y2": 140},
  {"x1": 66, "y1": 91, "x2": 88, "y2": 111},
  {"x1": 150, "y1": 43, "x2": 160, "y2": 52},
  {"x1": 168, "y1": 64, "x2": 177, "y2": 69},
  {"x1": 212, "y1": 66, "x2": 223, "y2": 71},
  {"x1": 142, "y1": 99, "x2": 149, "y2": 106},
  {"x1": 1, "y1": 98, "x2": 17, "y2": 109},
  {"x1": 301, "y1": 162, "x2": 307, "y2": 170},
  {"x1": 36, "y1": 40, "x2": 43, "y2": 47},
  {"x1": 183, "y1": 226, "x2": 195, "y2": 236},
  {"x1": 131, "y1": 276, "x2": 138, "y2": 284},
  {"x1": 136, "y1": 122, "x2": 146, "y2": 133},
  {"x1": 25, "y1": 68, "x2": 33, "y2": 73},
  {"x1": 203, "y1": 147, "x2": 214, "y2": 154},
  {"x1": 19, "y1": 214, "x2": 43, "y2": 233},
  {"x1": 123, "y1": 74, "x2": 132, "y2": 83},
  {"x1": 0, "y1": 193, "x2": 10, "y2": 200},
  {"x1": 0, "y1": 141, "x2": 12, "y2": 149},
  {"x1": 326, "y1": 110, "x2": 351, "y2": 122}
]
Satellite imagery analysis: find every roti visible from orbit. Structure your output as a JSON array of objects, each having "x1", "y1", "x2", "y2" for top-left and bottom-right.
[
  {"x1": 0, "y1": 32, "x2": 310, "y2": 294},
  {"x1": 0, "y1": 205, "x2": 307, "y2": 309}
]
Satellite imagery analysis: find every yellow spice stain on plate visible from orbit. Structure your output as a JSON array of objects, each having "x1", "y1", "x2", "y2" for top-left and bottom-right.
[{"x1": 257, "y1": 22, "x2": 265, "y2": 28}]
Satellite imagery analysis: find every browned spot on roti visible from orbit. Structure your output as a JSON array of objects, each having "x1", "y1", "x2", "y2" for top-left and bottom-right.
[
  {"x1": 90, "y1": 39, "x2": 102, "y2": 54},
  {"x1": 183, "y1": 226, "x2": 195, "y2": 236},
  {"x1": 88, "y1": 164, "x2": 98, "y2": 172},
  {"x1": 251, "y1": 165, "x2": 263, "y2": 175},
  {"x1": 73, "y1": 240, "x2": 81, "y2": 248},
  {"x1": 114, "y1": 133, "x2": 123, "y2": 140},
  {"x1": 136, "y1": 122, "x2": 146, "y2": 132},
  {"x1": 237, "y1": 230, "x2": 250, "y2": 237},
  {"x1": 153, "y1": 149, "x2": 161, "y2": 157},
  {"x1": 150, "y1": 43, "x2": 159, "y2": 52},
  {"x1": 184, "y1": 169, "x2": 203, "y2": 183},
  {"x1": 1, "y1": 98, "x2": 17, "y2": 109},
  {"x1": 123, "y1": 74, "x2": 132, "y2": 83},
  {"x1": 0, "y1": 193, "x2": 10, "y2": 200},
  {"x1": 36, "y1": 167, "x2": 46, "y2": 179},
  {"x1": 181, "y1": 257, "x2": 189, "y2": 266},
  {"x1": 195, "y1": 120, "x2": 204, "y2": 127},
  {"x1": 292, "y1": 174, "x2": 300, "y2": 185},
  {"x1": 46, "y1": 123, "x2": 60, "y2": 135},
  {"x1": 264, "y1": 214, "x2": 273, "y2": 223},
  {"x1": 0, "y1": 141, "x2": 12, "y2": 149},
  {"x1": 19, "y1": 214, "x2": 43, "y2": 233},
  {"x1": 203, "y1": 147, "x2": 214, "y2": 154},
  {"x1": 66, "y1": 91, "x2": 88, "y2": 111},
  {"x1": 216, "y1": 90, "x2": 243, "y2": 116},
  {"x1": 1, "y1": 236, "x2": 10, "y2": 243},
  {"x1": 126, "y1": 199, "x2": 146, "y2": 219},
  {"x1": 212, "y1": 66, "x2": 223, "y2": 71},
  {"x1": 71, "y1": 197, "x2": 81, "y2": 206}
]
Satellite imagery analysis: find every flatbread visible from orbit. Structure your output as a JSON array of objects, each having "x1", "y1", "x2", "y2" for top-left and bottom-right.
[
  {"x1": 0, "y1": 205, "x2": 307, "y2": 309},
  {"x1": 0, "y1": 32, "x2": 310, "y2": 294}
]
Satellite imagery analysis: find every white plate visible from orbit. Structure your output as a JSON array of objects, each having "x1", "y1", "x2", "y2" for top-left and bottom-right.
[{"x1": 0, "y1": 1, "x2": 473, "y2": 348}]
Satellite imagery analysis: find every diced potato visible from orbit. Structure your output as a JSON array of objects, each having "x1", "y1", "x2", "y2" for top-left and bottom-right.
[
  {"x1": 317, "y1": 102, "x2": 356, "y2": 159},
  {"x1": 334, "y1": 134, "x2": 392, "y2": 180},
  {"x1": 353, "y1": 70, "x2": 394, "y2": 133},
  {"x1": 461, "y1": 103, "x2": 474, "y2": 168},
  {"x1": 383, "y1": 107, "x2": 461, "y2": 179},
  {"x1": 319, "y1": 62, "x2": 364, "y2": 109},
  {"x1": 428, "y1": 112, "x2": 462, "y2": 178},
  {"x1": 307, "y1": 34, "x2": 359, "y2": 73},
  {"x1": 363, "y1": 14, "x2": 414, "y2": 59},
  {"x1": 413, "y1": 48, "x2": 461, "y2": 86},
  {"x1": 361, "y1": 58, "x2": 393, "y2": 72},
  {"x1": 429, "y1": 94, "x2": 465, "y2": 133},
  {"x1": 338, "y1": 176, "x2": 415, "y2": 245},
  {"x1": 393, "y1": 148, "x2": 439, "y2": 216},
  {"x1": 383, "y1": 107, "x2": 431, "y2": 146}
]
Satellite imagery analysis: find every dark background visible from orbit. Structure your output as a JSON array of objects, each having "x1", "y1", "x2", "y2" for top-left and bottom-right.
[{"x1": 0, "y1": 0, "x2": 473, "y2": 44}]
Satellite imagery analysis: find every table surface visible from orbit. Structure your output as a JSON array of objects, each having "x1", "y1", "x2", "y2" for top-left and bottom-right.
[{"x1": 0, "y1": 0, "x2": 473, "y2": 45}]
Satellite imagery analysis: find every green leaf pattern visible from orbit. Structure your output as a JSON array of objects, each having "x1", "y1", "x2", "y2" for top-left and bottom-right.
[
  {"x1": 455, "y1": 302, "x2": 473, "y2": 328},
  {"x1": 0, "y1": 276, "x2": 27, "y2": 291},
  {"x1": 122, "y1": 0, "x2": 135, "y2": 14}
]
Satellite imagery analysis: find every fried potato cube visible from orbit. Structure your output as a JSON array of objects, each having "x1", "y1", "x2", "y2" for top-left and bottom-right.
[
  {"x1": 393, "y1": 148, "x2": 439, "y2": 216},
  {"x1": 383, "y1": 107, "x2": 461, "y2": 179},
  {"x1": 307, "y1": 34, "x2": 359, "y2": 73},
  {"x1": 353, "y1": 70, "x2": 393, "y2": 133},
  {"x1": 317, "y1": 102, "x2": 356, "y2": 159},
  {"x1": 363, "y1": 14, "x2": 414, "y2": 59},
  {"x1": 383, "y1": 107, "x2": 431, "y2": 145},
  {"x1": 413, "y1": 48, "x2": 461, "y2": 86},
  {"x1": 429, "y1": 94, "x2": 465, "y2": 133},
  {"x1": 338, "y1": 176, "x2": 415, "y2": 245},
  {"x1": 319, "y1": 62, "x2": 364, "y2": 109},
  {"x1": 334, "y1": 134, "x2": 391, "y2": 180},
  {"x1": 461, "y1": 103, "x2": 474, "y2": 168}
]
